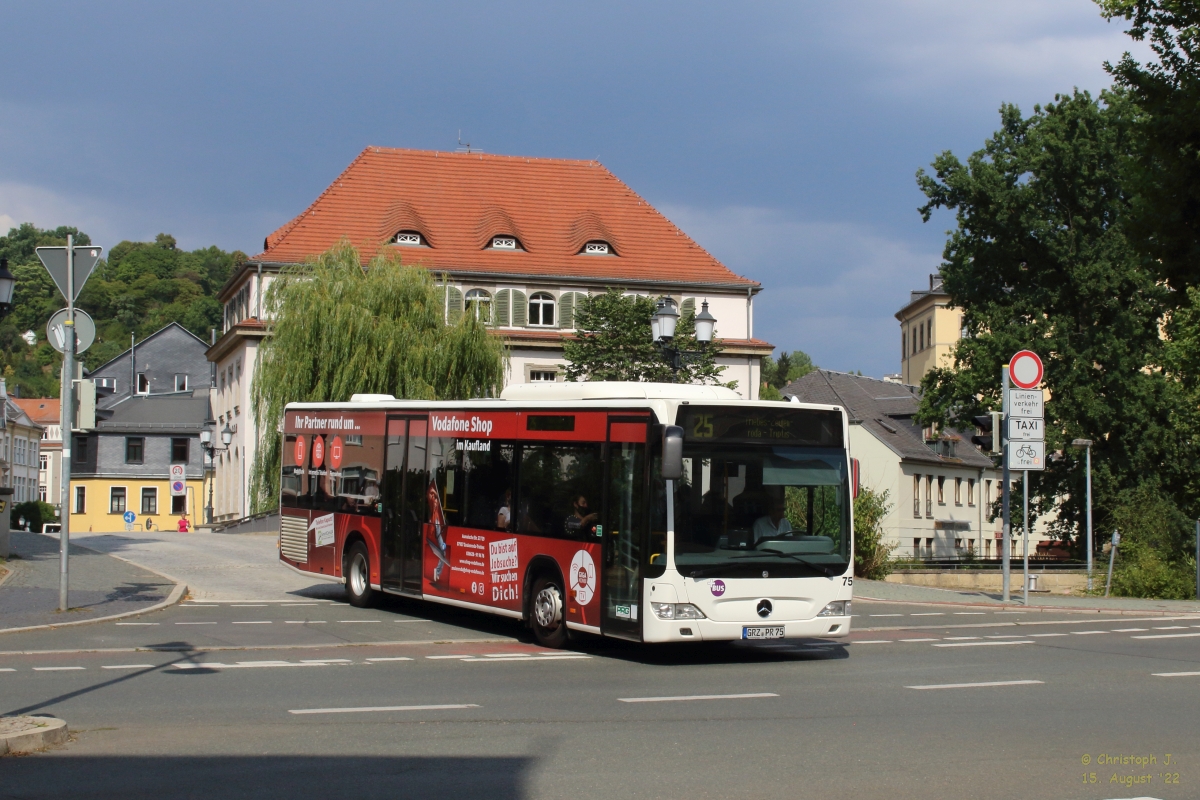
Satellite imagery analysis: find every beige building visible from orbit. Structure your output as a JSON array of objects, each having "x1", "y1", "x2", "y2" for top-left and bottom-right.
[
  {"x1": 13, "y1": 399, "x2": 60, "y2": 512},
  {"x1": 896, "y1": 273, "x2": 963, "y2": 386},
  {"x1": 1, "y1": 382, "x2": 44, "y2": 512}
]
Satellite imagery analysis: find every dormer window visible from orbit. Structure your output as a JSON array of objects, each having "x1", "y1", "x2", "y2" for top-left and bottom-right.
[
  {"x1": 394, "y1": 231, "x2": 425, "y2": 247},
  {"x1": 490, "y1": 236, "x2": 519, "y2": 250},
  {"x1": 582, "y1": 241, "x2": 612, "y2": 255}
]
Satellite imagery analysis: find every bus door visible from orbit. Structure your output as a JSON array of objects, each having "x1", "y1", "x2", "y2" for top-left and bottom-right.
[
  {"x1": 601, "y1": 416, "x2": 649, "y2": 639},
  {"x1": 382, "y1": 416, "x2": 429, "y2": 594}
]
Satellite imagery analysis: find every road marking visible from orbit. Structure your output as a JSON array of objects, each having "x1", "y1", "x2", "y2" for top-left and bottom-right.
[
  {"x1": 933, "y1": 640, "x2": 1033, "y2": 648},
  {"x1": 176, "y1": 622, "x2": 218, "y2": 625},
  {"x1": 943, "y1": 636, "x2": 979, "y2": 641},
  {"x1": 907, "y1": 680, "x2": 1044, "y2": 690},
  {"x1": 869, "y1": 614, "x2": 902, "y2": 617},
  {"x1": 1112, "y1": 628, "x2": 1148, "y2": 632},
  {"x1": 232, "y1": 621, "x2": 273, "y2": 625},
  {"x1": 1153, "y1": 671, "x2": 1200, "y2": 677},
  {"x1": 994, "y1": 612, "x2": 1026, "y2": 615},
  {"x1": 0, "y1": 668, "x2": 15, "y2": 672},
  {"x1": 954, "y1": 612, "x2": 986, "y2": 615},
  {"x1": 427, "y1": 655, "x2": 471, "y2": 660},
  {"x1": 101, "y1": 664, "x2": 155, "y2": 669},
  {"x1": 461, "y1": 655, "x2": 590, "y2": 662},
  {"x1": 985, "y1": 635, "x2": 1026, "y2": 639},
  {"x1": 33, "y1": 666, "x2": 85, "y2": 671},
  {"x1": 338, "y1": 620, "x2": 381, "y2": 623},
  {"x1": 1070, "y1": 631, "x2": 1107, "y2": 635},
  {"x1": 1132, "y1": 632, "x2": 1200, "y2": 639},
  {"x1": 232, "y1": 604, "x2": 268, "y2": 607},
  {"x1": 173, "y1": 661, "x2": 322, "y2": 670},
  {"x1": 115, "y1": 622, "x2": 158, "y2": 626},
  {"x1": 619, "y1": 692, "x2": 779, "y2": 704},
  {"x1": 851, "y1": 640, "x2": 892, "y2": 644},
  {"x1": 911, "y1": 613, "x2": 944, "y2": 616},
  {"x1": 290, "y1": 703, "x2": 479, "y2": 715},
  {"x1": 1154, "y1": 626, "x2": 1188, "y2": 630},
  {"x1": 300, "y1": 659, "x2": 353, "y2": 664},
  {"x1": 285, "y1": 620, "x2": 326, "y2": 624},
  {"x1": 899, "y1": 638, "x2": 939, "y2": 642},
  {"x1": 366, "y1": 657, "x2": 414, "y2": 662},
  {"x1": 1029, "y1": 633, "x2": 1068, "y2": 637}
]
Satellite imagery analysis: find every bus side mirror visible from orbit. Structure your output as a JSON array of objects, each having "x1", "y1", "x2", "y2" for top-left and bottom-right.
[{"x1": 662, "y1": 426, "x2": 684, "y2": 480}]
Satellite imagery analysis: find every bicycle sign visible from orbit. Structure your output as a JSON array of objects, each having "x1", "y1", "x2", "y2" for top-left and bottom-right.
[{"x1": 1008, "y1": 440, "x2": 1045, "y2": 470}]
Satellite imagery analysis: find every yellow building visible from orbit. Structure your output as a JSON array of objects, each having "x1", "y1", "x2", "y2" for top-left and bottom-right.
[
  {"x1": 67, "y1": 393, "x2": 209, "y2": 533},
  {"x1": 895, "y1": 273, "x2": 963, "y2": 386}
]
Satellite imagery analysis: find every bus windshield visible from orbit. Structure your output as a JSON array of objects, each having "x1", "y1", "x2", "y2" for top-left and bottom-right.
[{"x1": 667, "y1": 444, "x2": 851, "y2": 578}]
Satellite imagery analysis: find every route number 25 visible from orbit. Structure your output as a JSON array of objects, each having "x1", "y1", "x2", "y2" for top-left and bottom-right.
[{"x1": 692, "y1": 414, "x2": 714, "y2": 438}]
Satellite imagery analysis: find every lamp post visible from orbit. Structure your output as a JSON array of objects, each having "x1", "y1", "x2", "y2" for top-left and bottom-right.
[
  {"x1": 651, "y1": 298, "x2": 716, "y2": 374},
  {"x1": 0, "y1": 258, "x2": 16, "y2": 318},
  {"x1": 1071, "y1": 438, "x2": 1094, "y2": 592},
  {"x1": 200, "y1": 420, "x2": 233, "y2": 524}
]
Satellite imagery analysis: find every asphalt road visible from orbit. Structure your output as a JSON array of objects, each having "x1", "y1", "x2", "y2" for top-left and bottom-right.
[{"x1": 1, "y1": 534, "x2": 1196, "y2": 800}]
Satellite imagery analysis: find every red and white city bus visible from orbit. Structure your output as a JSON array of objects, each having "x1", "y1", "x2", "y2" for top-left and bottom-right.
[{"x1": 278, "y1": 382, "x2": 854, "y2": 647}]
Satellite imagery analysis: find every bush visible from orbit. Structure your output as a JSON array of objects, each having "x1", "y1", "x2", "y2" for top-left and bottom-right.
[
  {"x1": 853, "y1": 487, "x2": 896, "y2": 580},
  {"x1": 1106, "y1": 486, "x2": 1197, "y2": 600},
  {"x1": 11, "y1": 501, "x2": 58, "y2": 532}
]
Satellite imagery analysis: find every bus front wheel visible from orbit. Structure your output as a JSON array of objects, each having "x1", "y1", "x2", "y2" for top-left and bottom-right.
[
  {"x1": 345, "y1": 542, "x2": 375, "y2": 608},
  {"x1": 530, "y1": 575, "x2": 569, "y2": 649}
]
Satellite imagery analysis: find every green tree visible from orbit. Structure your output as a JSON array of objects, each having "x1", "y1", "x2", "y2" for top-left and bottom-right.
[
  {"x1": 851, "y1": 487, "x2": 896, "y2": 580},
  {"x1": 914, "y1": 90, "x2": 1197, "y2": 545},
  {"x1": 563, "y1": 289, "x2": 728, "y2": 386},
  {"x1": 760, "y1": 349, "x2": 817, "y2": 400},
  {"x1": 1107, "y1": 485, "x2": 1197, "y2": 599},
  {"x1": 1099, "y1": 0, "x2": 1200, "y2": 291},
  {"x1": 248, "y1": 241, "x2": 507, "y2": 512}
]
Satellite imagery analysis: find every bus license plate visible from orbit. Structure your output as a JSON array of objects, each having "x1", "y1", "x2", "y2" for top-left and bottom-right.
[{"x1": 743, "y1": 626, "x2": 785, "y2": 640}]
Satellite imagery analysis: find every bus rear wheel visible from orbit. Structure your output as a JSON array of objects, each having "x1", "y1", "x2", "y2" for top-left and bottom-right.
[
  {"x1": 530, "y1": 575, "x2": 569, "y2": 649},
  {"x1": 345, "y1": 542, "x2": 375, "y2": 608}
]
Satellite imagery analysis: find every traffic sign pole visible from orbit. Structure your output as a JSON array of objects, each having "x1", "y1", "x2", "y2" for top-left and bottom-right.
[
  {"x1": 1001, "y1": 365, "x2": 1011, "y2": 602},
  {"x1": 1023, "y1": 470, "x2": 1030, "y2": 605},
  {"x1": 59, "y1": 236, "x2": 75, "y2": 612}
]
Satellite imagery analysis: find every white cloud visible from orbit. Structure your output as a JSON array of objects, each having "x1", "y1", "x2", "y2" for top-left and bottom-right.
[
  {"x1": 0, "y1": 181, "x2": 121, "y2": 244},
  {"x1": 661, "y1": 204, "x2": 940, "y2": 378}
]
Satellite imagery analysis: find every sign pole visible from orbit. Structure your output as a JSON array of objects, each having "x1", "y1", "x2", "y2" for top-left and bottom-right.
[
  {"x1": 1001, "y1": 365, "x2": 1011, "y2": 602},
  {"x1": 1022, "y1": 470, "x2": 1030, "y2": 605},
  {"x1": 58, "y1": 236, "x2": 75, "y2": 612},
  {"x1": 1086, "y1": 446, "x2": 1094, "y2": 592}
]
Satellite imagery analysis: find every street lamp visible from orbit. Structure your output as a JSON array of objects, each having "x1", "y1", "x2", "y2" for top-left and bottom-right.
[
  {"x1": 1071, "y1": 438, "x2": 1094, "y2": 591},
  {"x1": 651, "y1": 297, "x2": 716, "y2": 375},
  {"x1": 0, "y1": 258, "x2": 16, "y2": 318},
  {"x1": 200, "y1": 420, "x2": 234, "y2": 524}
]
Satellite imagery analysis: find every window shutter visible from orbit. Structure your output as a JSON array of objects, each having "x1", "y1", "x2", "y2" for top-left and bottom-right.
[
  {"x1": 513, "y1": 290, "x2": 528, "y2": 326},
  {"x1": 495, "y1": 289, "x2": 511, "y2": 326},
  {"x1": 447, "y1": 286, "x2": 464, "y2": 324},
  {"x1": 681, "y1": 298, "x2": 695, "y2": 317},
  {"x1": 558, "y1": 292, "x2": 574, "y2": 329}
]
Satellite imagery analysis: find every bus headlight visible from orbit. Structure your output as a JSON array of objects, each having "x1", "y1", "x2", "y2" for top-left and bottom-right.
[
  {"x1": 818, "y1": 601, "x2": 850, "y2": 617},
  {"x1": 651, "y1": 603, "x2": 706, "y2": 620}
]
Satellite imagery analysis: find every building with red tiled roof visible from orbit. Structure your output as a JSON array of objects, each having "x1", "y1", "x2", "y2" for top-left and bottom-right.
[{"x1": 207, "y1": 147, "x2": 774, "y2": 522}]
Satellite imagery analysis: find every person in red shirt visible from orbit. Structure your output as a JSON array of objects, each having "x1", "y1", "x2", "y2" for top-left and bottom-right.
[{"x1": 177, "y1": 516, "x2": 190, "y2": 533}]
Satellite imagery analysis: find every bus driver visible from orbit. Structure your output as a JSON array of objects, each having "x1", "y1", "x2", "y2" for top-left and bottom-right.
[{"x1": 752, "y1": 498, "x2": 792, "y2": 545}]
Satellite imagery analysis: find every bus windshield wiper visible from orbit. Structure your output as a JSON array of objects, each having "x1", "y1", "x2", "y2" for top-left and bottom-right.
[{"x1": 734, "y1": 549, "x2": 843, "y2": 576}]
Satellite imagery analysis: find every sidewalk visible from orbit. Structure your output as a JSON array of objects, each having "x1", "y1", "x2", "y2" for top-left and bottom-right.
[
  {"x1": 857, "y1": 577, "x2": 1200, "y2": 614},
  {"x1": 0, "y1": 531, "x2": 178, "y2": 632}
]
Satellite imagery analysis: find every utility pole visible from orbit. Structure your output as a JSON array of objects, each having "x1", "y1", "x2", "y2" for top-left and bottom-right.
[
  {"x1": 59, "y1": 235, "x2": 75, "y2": 612},
  {"x1": 1001, "y1": 364, "x2": 1011, "y2": 602},
  {"x1": 1022, "y1": 470, "x2": 1030, "y2": 605}
]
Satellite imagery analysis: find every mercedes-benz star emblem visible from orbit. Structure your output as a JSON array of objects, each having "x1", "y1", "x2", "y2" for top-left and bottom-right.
[{"x1": 756, "y1": 599, "x2": 773, "y2": 618}]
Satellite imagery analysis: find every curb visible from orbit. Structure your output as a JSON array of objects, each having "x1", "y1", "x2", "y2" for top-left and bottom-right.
[
  {"x1": 855, "y1": 593, "x2": 1200, "y2": 617},
  {"x1": 0, "y1": 716, "x2": 68, "y2": 755},
  {"x1": 0, "y1": 581, "x2": 188, "y2": 636}
]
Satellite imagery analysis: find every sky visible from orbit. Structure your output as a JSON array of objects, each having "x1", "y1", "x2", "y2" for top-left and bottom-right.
[{"x1": 0, "y1": 1, "x2": 1146, "y2": 377}]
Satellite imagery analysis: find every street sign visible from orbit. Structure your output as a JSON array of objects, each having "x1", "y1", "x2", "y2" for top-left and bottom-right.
[
  {"x1": 1008, "y1": 441, "x2": 1045, "y2": 470},
  {"x1": 123, "y1": 511, "x2": 136, "y2": 524},
  {"x1": 170, "y1": 464, "x2": 186, "y2": 496},
  {"x1": 35, "y1": 245, "x2": 103, "y2": 303},
  {"x1": 170, "y1": 464, "x2": 185, "y2": 480},
  {"x1": 46, "y1": 308, "x2": 96, "y2": 354},
  {"x1": 1007, "y1": 389, "x2": 1044, "y2": 418},
  {"x1": 1008, "y1": 416, "x2": 1044, "y2": 441},
  {"x1": 171, "y1": 480, "x2": 186, "y2": 497},
  {"x1": 1010, "y1": 350, "x2": 1043, "y2": 389}
]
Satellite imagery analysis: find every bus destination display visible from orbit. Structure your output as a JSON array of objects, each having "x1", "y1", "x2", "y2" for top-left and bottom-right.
[{"x1": 679, "y1": 406, "x2": 843, "y2": 447}]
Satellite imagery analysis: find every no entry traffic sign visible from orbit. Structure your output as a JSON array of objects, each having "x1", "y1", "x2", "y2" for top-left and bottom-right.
[{"x1": 1009, "y1": 350, "x2": 1043, "y2": 389}]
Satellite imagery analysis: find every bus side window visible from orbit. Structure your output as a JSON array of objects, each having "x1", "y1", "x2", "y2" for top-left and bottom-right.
[
  {"x1": 460, "y1": 443, "x2": 515, "y2": 531},
  {"x1": 281, "y1": 435, "x2": 303, "y2": 507},
  {"x1": 517, "y1": 443, "x2": 603, "y2": 539},
  {"x1": 334, "y1": 434, "x2": 384, "y2": 516},
  {"x1": 427, "y1": 436, "x2": 463, "y2": 527}
]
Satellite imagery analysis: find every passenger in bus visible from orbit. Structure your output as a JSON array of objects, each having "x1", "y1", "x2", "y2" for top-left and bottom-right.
[
  {"x1": 362, "y1": 477, "x2": 380, "y2": 511},
  {"x1": 496, "y1": 489, "x2": 513, "y2": 531},
  {"x1": 752, "y1": 498, "x2": 792, "y2": 545},
  {"x1": 564, "y1": 494, "x2": 599, "y2": 537}
]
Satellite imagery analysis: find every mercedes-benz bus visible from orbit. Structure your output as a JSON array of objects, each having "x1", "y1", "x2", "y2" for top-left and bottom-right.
[{"x1": 278, "y1": 382, "x2": 854, "y2": 647}]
